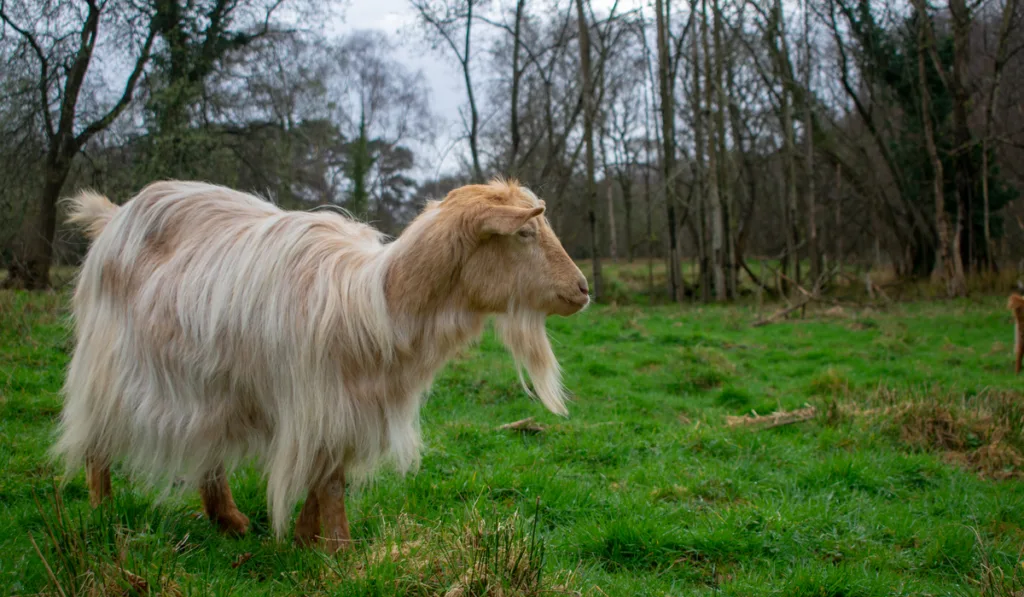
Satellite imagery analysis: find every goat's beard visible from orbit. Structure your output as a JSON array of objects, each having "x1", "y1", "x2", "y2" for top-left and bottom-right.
[{"x1": 495, "y1": 310, "x2": 569, "y2": 416}]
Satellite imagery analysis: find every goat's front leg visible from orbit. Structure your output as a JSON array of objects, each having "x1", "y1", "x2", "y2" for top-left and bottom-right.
[
  {"x1": 294, "y1": 468, "x2": 351, "y2": 553},
  {"x1": 86, "y1": 455, "x2": 111, "y2": 507},
  {"x1": 199, "y1": 465, "x2": 250, "y2": 536}
]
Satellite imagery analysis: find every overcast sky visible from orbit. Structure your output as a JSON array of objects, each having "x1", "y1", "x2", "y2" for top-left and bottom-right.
[
  {"x1": 329, "y1": 0, "x2": 643, "y2": 181},
  {"x1": 329, "y1": 0, "x2": 474, "y2": 180}
]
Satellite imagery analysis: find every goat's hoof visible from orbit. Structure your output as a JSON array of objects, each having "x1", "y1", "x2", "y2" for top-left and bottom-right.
[
  {"x1": 322, "y1": 536, "x2": 352, "y2": 555},
  {"x1": 212, "y1": 509, "x2": 250, "y2": 536},
  {"x1": 293, "y1": 528, "x2": 319, "y2": 548}
]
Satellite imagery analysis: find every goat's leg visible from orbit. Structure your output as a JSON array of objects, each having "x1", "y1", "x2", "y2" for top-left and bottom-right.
[
  {"x1": 317, "y1": 468, "x2": 351, "y2": 554},
  {"x1": 85, "y1": 455, "x2": 111, "y2": 508},
  {"x1": 293, "y1": 491, "x2": 321, "y2": 546},
  {"x1": 198, "y1": 465, "x2": 249, "y2": 536}
]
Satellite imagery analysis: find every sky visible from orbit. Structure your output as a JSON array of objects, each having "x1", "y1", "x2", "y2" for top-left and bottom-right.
[
  {"x1": 328, "y1": 0, "x2": 645, "y2": 181},
  {"x1": 328, "y1": 0, "x2": 474, "y2": 179}
]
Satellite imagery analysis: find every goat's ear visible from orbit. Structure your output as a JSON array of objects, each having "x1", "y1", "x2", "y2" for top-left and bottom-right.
[{"x1": 478, "y1": 205, "x2": 545, "y2": 238}]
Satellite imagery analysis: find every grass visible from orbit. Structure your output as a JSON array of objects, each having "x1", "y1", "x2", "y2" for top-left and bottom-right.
[{"x1": 2, "y1": 277, "x2": 1024, "y2": 595}]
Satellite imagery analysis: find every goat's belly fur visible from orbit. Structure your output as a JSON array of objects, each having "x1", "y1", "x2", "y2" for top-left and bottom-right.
[{"x1": 54, "y1": 182, "x2": 426, "y2": 536}]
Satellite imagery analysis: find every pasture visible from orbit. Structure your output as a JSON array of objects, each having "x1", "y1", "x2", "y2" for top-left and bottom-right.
[{"x1": 1, "y1": 281, "x2": 1023, "y2": 596}]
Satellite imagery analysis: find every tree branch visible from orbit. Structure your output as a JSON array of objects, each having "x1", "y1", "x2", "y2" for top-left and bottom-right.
[
  {"x1": 0, "y1": 0, "x2": 55, "y2": 140},
  {"x1": 76, "y1": 24, "x2": 157, "y2": 149}
]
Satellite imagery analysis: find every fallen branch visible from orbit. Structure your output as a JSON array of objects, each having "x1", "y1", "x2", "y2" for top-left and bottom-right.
[
  {"x1": 497, "y1": 417, "x2": 545, "y2": 434},
  {"x1": 725, "y1": 405, "x2": 817, "y2": 429},
  {"x1": 739, "y1": 258, "x2": 778, "y2": 298},
  {"x1": 752, "y1": 295, "x2": 815, "y2": 327}
]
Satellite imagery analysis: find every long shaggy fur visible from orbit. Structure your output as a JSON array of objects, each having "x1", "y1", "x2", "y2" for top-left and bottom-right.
[
  {"x1": 63, "y1": 190, "x2": 117, "y2": 240},
  {"x1": 55, "y1": 179, "x2": 582, "y2": 537}
]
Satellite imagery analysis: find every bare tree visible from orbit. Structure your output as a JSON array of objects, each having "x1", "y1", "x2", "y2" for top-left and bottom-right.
[
  {"x1": 981, "y1": 0, "x2": 1019, "y2": 269},
  {"x1": 913, "y1": 0, "x2": 966, "y2": 297},
  {"x1": 703, "y1": 0, "x2": 725, "y2": 301},
  {"x1": 656, "y1": 0, "x2": 682, "y2": 301},
  {"x1": 575, "y1": 0, "x2": 604, "y2": 301},
  {"x1": 412, "y1": 0, "x2": 485, "y2": 182},
  {"x1": 0, "y1": 0, "x2": 156, "y2": 289},
  {"x1": 802, "y1": 0, "x2": 820, "y2": 286}
]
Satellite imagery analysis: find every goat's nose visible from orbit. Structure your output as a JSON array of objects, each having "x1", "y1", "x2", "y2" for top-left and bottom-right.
[{"x1": 578, "y1": 276, "x2": 589, "y2": 295}]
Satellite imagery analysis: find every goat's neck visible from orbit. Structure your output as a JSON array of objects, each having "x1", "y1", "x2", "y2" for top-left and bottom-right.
[{"x1": 383, "y1": 226, "x2": 484, "y2": 361}]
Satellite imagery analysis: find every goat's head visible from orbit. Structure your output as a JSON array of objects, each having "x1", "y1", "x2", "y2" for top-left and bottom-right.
[{"x1": 441, "y1": 179, "x2": 589, "y2": 317}]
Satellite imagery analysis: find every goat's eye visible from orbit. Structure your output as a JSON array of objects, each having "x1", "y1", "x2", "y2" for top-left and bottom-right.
[{"x1": 517, "y1": 228, "x2": 535, "y2": 239}]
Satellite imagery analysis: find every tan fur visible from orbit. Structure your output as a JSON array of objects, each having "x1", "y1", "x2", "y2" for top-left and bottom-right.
[
  {"x1": 55, "y1": 178, "x2": 588, "y2": 552},
  {"x1": 1010, "y1": 293, "x2": 1024, "y2": 375},
  {"x1": 198, "y1": 465, "x2": 249, "y2": 535}
]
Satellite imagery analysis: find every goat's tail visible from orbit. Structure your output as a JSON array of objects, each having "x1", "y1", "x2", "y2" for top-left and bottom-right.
[{"x1": 64, "y1": 190, "x2": 118, "y2": 240}]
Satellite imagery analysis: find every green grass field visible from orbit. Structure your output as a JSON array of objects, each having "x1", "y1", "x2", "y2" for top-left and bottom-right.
[{"x1": 2, "y1": 285, "x2": 1024, "y2": 596}]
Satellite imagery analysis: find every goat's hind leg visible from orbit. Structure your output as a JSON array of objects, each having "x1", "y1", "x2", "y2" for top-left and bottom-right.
[
  {"x1": 86, "y1": 455, "x2": 112, "y2": 507},
  {"x1": 199, "y1": 465, "x2": 250, "y2": 536},
  {"x1": 293, "y1": 468, "x2": 351, "y2": 553},
  {"x1": 293, "y1": 491, "x2": 321, "y2": 547}
]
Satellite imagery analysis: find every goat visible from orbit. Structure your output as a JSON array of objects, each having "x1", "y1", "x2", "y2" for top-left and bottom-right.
[
  {"x1": 54, "y1": 179, "x2": 590, "y2": 553},
  {"x1": 1010, "y1": 293, "x2": 1024, "y2": 375}
]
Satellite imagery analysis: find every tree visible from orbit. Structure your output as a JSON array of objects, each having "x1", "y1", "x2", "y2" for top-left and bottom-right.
[
  {"x1": 411, "y1": 0, "x2": 485, "y2": 181},
  {"x1": 802, "y1": 0, "x2": 820, "y2": 286},
  {"x1": 981, "y1": 0, "x2": 1019, "y2": 269},
  {"x1": 0, "y1": 0, "x2": 156, "y2": 289},
  {"x1": 912, "y1": 0, "x2": 965, "y2": 297},
  {"x1": 655, "y1": 0, "x2": 682, "y2": 301},
  {"x1": 332, "y1": 30, "x2": 434, "y2": 218},
  {"x1": 142, "y1": 0, "x2": 291, "y2": 180},
  {"x1": 575, "y1": 0, "x2": 604, "y2": 301}
]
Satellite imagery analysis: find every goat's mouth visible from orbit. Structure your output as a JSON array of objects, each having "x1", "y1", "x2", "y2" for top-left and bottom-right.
[{"x1": 557, "y1": 291, "x2": 590, "y2": 311}]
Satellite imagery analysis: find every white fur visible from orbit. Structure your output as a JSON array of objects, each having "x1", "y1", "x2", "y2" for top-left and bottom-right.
[{"x1": 54, "y1": 180, "x2": 570, "y2": 537}]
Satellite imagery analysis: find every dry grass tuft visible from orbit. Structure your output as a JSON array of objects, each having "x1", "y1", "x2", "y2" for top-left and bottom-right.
[
  {"x1": 29, "y1": 483, "x2": 185, "y2": 597},
  {"x1": 808, "y1": 367, "x2": 853, "y2": 397},
  {"x1": 841, "y1": 386, "x2": 1024, "y2": 480},
  {"x1": 321, "y1": 504, "x2": 583, "y2": 596}
]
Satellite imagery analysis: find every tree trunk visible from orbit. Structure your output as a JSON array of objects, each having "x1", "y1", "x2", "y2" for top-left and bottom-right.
[
  {"x1": 691, "y1": 5, "x2": 710, "y2": 302},
  {"x1": 575, "y1": 0, "x2": 603, "y2": 301},
  {"x1": 834, "y1": 163, "x2": 843, "y2": 279},
  {"x1": 508, "y1": 0, "x2": 526, "y2": 172},
  {"x1": 655, "y1": 0, "x2": 681, "y2": 301},
  {"x1": 467, "y1": 2, "x2": 483, "y2": 182},
  {"x1": 781, "y1": 91, "x2": 799, "y2": 295},
  {"x1": 622, "y1": 178, "x2": 634, "y2": 263},
  {"x1": 916, "y1": 9, "x2": 965, "y2": 297},
  {"x1": 7, "y1": 158, "x2": 70, "y2": 290},
  {"x1": 703, "y1": 0, "x2": 725, "y2": 301},
  {"x1": 606, "y1": 180, "x2": 618, "y2": 261},
  {"x1": 980, "y1": 0, "x2": 1016, "y2": 272},
  {"x1": 803, "y1": 0, "x2": 820, "y2": 287},
  {"x1": 645, "y1": 162, "x2": 654, "y2": 297},
  {"x1": 726, "y1": 47, "x2": 756, "y2": 297},
  {"x1": 713, "y1": 0, "x2": 735, "y2": 299},
  {"x1": 948, "y1": 0, "x2": 976, "y2": 274},
  {"x1": 770, "y1": 0, "x2": 799, "y2": 296}
]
